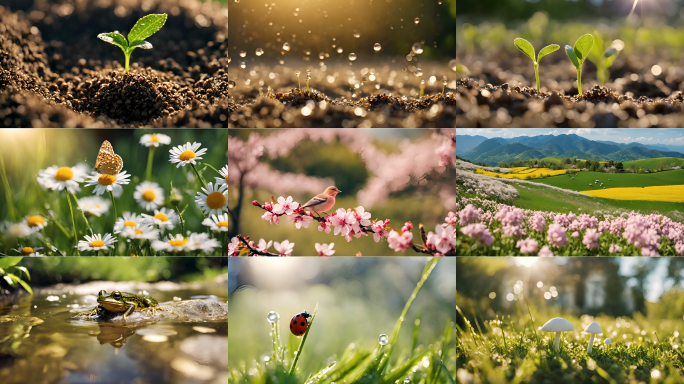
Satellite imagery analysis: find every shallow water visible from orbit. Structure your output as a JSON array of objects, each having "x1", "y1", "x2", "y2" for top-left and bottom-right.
[{"x1": 0, "y1": 284, "x2": 228, "y2": 384}]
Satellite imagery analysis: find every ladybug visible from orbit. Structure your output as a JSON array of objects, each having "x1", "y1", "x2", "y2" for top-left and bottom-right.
[{"x1": 289, "y1": 311, "x2": 311, "y2": 336}]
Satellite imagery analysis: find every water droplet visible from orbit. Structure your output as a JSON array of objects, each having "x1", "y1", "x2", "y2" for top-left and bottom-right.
[
  {"x1": 412, "y1": 43, "x2": 424, "y2": 54},
  {"x1": 415, "y1": 68, "x2": 423, "y2": 77},
  {"x1": 234, "y1": 0, "x2": 239, "y2": 2},
  {"x1": 295, "y1": 70, "x2": 301, "y2": 77},
  {"x1": 256, "y1": 48, "x2": 264, "y2": 56},
  {"x1": 348, "y1": 53, "x2": 357, "y2": 61},
  {"x1": 420, "y1": 79, "x2": 425, "y2": 86},
  {"x1": 414, "y1": 18, "x2": 420, "y2": 25},
  {"x1": 353, "y1": 29, "x2": 361, "y2": 38},
  {"x1": 319, "y1": 52, "x2": 325, "y2": 60},
  {"x1": 283, "y1": 42, "x2": 291, "y2": 51},
  {"x1": 239, "y1": 51, "x2": 246, "y2": 58},
  {"x1": 443, "y1": 77, "x2": 448, "y2": 86},
  {"x1": 266, "y1": 311, "x2": 279, "y2": 323},
  {"x1": 449, "y1": 59, "x2": 458, "y2": 72},
  {"x1": 304, "y1": 49, "x2": 311, "y2": 56},
  {"x1": 337, "y1": 47, "x2": 343, "y2": 54},
  {"x1": 404, "y1": 378, "x2": 411, "y2": 383},
  {"x1": 137, "y1": 41, "x2": 152, "y2": 49},
  {"x1": 228, "y1": 80, "x2": 236, "y2": 89},
  {"x1": 97, "y1": 33, "x2": 114, "y2": 43},
  {"x1": 227, "y1": 56, "x2": 231, "y2": 63},
  {"x1": 406, "y1": 54, "x2": 413, "y2": 62},
  {"x1": 379, "y1": 334, "x2": 389, "y2": 345},
  {"x1": 374, "y1": 43, "x2": 382, "y2": 52},
  {"x1": 240, "y1": 61, "x2": 246, "y2": 69}
]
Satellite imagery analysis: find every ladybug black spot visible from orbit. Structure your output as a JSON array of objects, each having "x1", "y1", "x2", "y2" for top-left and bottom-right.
[
  {"x1": 299, "y1": 331, "x2": 304, "y2": 335},
  {"x1": 296, "y1": 314, "x2": 300, "y2": 317},
  {"x1": 290, "y1": 324, "x2": 292, "y2": 329},
  {"x1": 300, "y1": 321, "x2": 304, "y2": 326}
]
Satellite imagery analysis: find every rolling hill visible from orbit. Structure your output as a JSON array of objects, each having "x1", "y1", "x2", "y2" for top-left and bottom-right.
[{"x1": 622, "y1": 157, "x2": 684, "y2": 169}]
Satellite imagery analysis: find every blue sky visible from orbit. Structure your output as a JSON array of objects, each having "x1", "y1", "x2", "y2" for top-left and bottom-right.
[{"x1": 457, "y1": 128, "x2": 684, "y2": 146}]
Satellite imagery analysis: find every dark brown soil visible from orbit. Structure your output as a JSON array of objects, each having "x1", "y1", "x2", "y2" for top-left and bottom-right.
[
  {"x1": 0, "y1": 0, "x2": 228, "y2": 127},
  {"x1": 456, "y1": 50, "x2": 684, "y2": 127}
]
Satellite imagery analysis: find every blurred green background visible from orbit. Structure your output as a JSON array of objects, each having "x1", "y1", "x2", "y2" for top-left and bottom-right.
[
  {"x1": 228, "y1": 257, "x2": 455, "y2": 373},
  {"x1": 0, "y1": 129, "x2": 227, "y2": 254},
  {"x1": 228, "y1": 129, "x2": 453, "y2": 256}
]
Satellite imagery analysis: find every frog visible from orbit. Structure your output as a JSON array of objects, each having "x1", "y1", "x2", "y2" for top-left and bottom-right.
[{"x1": 86, "y1": 290, "x2": 167, "y2": 322}]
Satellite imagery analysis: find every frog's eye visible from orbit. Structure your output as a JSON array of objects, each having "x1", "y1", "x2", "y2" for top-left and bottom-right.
[{"x1": 112, "y1": 291, "x2": 122, "y2": 299}]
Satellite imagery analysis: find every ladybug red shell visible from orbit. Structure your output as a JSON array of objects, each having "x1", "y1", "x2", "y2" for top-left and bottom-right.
[{"x1": 289, "y1": 311, "x2": 311, "y2": 336}]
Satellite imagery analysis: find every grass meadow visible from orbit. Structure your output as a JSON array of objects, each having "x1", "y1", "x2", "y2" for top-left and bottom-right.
[{"x1": 532, "y1": 170, "x2": 684, "y2": 192}]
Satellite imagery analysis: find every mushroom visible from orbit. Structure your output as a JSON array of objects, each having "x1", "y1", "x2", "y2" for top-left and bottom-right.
[
  {"x1": 584, "y1": 322, "x2": 603, "y2": 353},
  {"x1": 541, "y1": 318, "x2": 574, "y2": 351},
  {"x1": 604, "y1": 338, "x2": 612, "y2": 345}
]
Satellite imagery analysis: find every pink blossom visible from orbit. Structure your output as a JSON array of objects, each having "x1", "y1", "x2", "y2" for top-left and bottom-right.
[
  {"x1": 388, "y1": 230, "x2": 414, "y2": 252},
  {"x1": 263, "y1": 202, "x2": 273, "y2": 211},
  {"x1": 458, "y1": 204, "x2": 481, "y2": 226},
  {"x1": 318, "y1": 219, "x2": 332, "y2": 234},
  {"x1": 371, "y1": 219, "x2": 391, "y2": 242},
  {"x1": 273, "y1": 196, "x2": 299, "y2": 215},
  {"x1": 255, "y1": 238, "x2": 272, "y2": 253},
  {"x1": 676, "y1": 242, "x2": 684, "y2": 256},
  {"x1": 571, "y1": 231, "x2": 580, "y2": 238},
  {"x1": 538, "y1": 245, "x2": 554, "y2": 257},
  {"x1": 546, "y1": 224, "x2": 568, "y2": 248},
  {"x1": 435, "y1": 138, "x2": 455, "y2": 167},
  {"x1": 330, "y1": 208, "x2": 357, "y2": 236},
  {"x1": 315, "y1": 243, "x2": 335, "y2": 256},
  {"x1": 527, "y1": 213, "x2": 545, "y2": 233},
  {"x1": 609, "y1": 244, "x2": 622, "y2": 254},
  {"x1": 516, "y1": 238, "x2": 538, "y2": 255},
  {"x1": 427, "y1": 225, "x2": 457, "y2": 254},
  {"x1": 274, "y1": 240, "x2": 295, "y2": 256},
  {"x1": 582, "y1": 228, "x2": 599, "y2": 250},
  {"x1": 460, "y1": 223, "x2": 494, "y2": 246},
  {"x1": 502, "y1": 225, "x2": 525, "y2": 237},
  {"x1": 228, "y1": 237, "x2": 241, "y2": 256},
  {"x1": 445, "y1": 212, "x2": 457, "y2": 224},
  {"x1": 288, "y1": 214, "x2": 315, "y2": 229},
  {"x1": 641, "y1": 247, "x2": 660, "y2": 257},
  {"x1": 402, "y1": 221, "x2": 413, "y2": 232},
  {"x1": 352, "y1": 206, "x2": 372, "y2": 227},
  {"x1": 261, "y1": 211, "x2": 280, "y2": 224}
]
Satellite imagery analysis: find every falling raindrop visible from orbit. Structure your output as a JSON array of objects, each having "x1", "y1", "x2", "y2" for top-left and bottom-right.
[
  {"x1": 304, "y1": 49, "x2": 311, "y2": 56},
  {"x1": 374, "y1": 43, "x2": 382, "y2": 51},
  {"x1": 266, "y1": 311, "x2": 279, "y2": 323},
  {"x1": 256, "y1": 48, "x2": 264, "y2": 56},
  {"x1": 406, "y1": 54, "x2": 413, "y2": 62},
  {"x1": 412, "y1": 43, "x2": 424, "y2": 54},
  {"x1": 348, "y1": 53, "x2": 357, "y2": 61},
  {"x1": 239, "y1": 51, "x2": 246, "y2": 58},
  {"x1": 353, "y1": 29, "x2": 361, "y2": 38},
  {"x1": 283, "y1": 42, "x2": 291, "y2": 51},
  {"x1": 449, "y1": 59, "x2": 458, "y2": 72},
  {"x1": 414, "y1": 17, "x2": 420, "y2": 25},
  {"x1": 379, "y1": 334, "x2": 389, "y2": 345},
  {"x1": 319, "y1": 52, "x2": 325, "y2": 60},
  {"x1": 240, "y1": 61, "x2": 246, "y2": 69},
  {"x1": 337, "y1": 47, "x2": 343, "y2": 53},
  {"x1": 228, "y1": 80, "x2": 236, "y2": 89},
  {"x1": 415, "y1": 68, "x2": 423, "y2": 77}
]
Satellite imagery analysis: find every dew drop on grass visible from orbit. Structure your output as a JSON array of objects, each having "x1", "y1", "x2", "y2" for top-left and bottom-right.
[
  {"x1": 266, "y1": 311, "x2": 279, "y2": 323},
  {"x1": 239, "y1": 51, "x2": 246, "y2": 58},
  {"x1": 404, "y1": 378, "x2": 411, "y2": 383},
  {"x1": 414, "y1": 17, "x2": 420, "y2": 25},
  {"x1": 420, "y1": 79, "x2": 425, "y2": 87},
  {"x1": 337, "y1": 47, "x2": 343, "y2": 54},
  {"x1": 240, "y1": 61, "x2": 246, "y2": 69},
  {"x1": 374, "y1": 43, "x2": 382, "y2": 52},
  {"x1": 283, "y1": 42, "x2": 291, "y2": 51},
  {"x1": 449, "y1": 59, "x2": 458, "y2": 72},
  {"x1": 353, "y1": 29, "x2": 361, "y2": 38},
  {"x1": 379, "y1": 334, "x2": 389, "y2": 345},
  {"x1": 228, "y1": 80, "x2": 236, "y2": 89},
  {"x1": 295, "y1": 70, "x2": 301, "y2": 77},
  {"x1": 256, "y1": 48, "x2": 264, "y2": 56},
  {"x1": 415, "y1": 68, "x2": 423, "y2": 77},
  {"x1": 443, "y1": 77, "x2": 448, "y2": 86},
  {"x1": 412, "y1": 43, "x2": 423, "y2": 54},
  {"x1": 348, "y1": 53, "x2": 357, "y2": 61},
  {"x1": 406, "y1": 54, "x2": 412, "y2": 62}
]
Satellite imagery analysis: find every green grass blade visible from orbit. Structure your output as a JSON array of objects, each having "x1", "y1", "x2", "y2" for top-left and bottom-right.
[
  {"x1": 411, "y1": 312, "x2": 421, "y2": 357},
  {"x1": 514, "y1": 38, "x2": 535, "y2": 62},
  {"x1": 128, "y1": 14, "x2": 168, "y2": 43},
  {"x1": 0, "y1": 149, "x2": 18, "y2": 222},
  {"x1": 288, "y1": 302, "x2": 318, "y2": 376}
]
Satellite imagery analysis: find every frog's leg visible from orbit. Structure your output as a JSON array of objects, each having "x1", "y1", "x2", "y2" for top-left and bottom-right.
[
  {"x1": 86, "y1": 305, "x2": 103, "y2": 318},
  {"x1": 122, "y1": 303, "x2": 135, "y2": 322}
]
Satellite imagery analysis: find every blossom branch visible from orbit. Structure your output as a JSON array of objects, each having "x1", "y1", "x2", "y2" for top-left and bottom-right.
[{"x1": 236, "y1": 234, "x2": 279, "y2": 256}]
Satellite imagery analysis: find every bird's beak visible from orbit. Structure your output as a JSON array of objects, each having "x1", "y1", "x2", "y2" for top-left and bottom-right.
[{"x1": 338, "y1": 189, "x2": 342, "y2": 193}]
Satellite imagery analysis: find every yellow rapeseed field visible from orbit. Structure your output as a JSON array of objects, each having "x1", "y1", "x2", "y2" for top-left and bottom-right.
[
  {"x1": 476, "y1": 168, "x2": 580, "y2": 179},
  {"x1": 580, "y1": 185, "x2": 684, "y2": 202},
  {"x1": 510, "y1": 167, "x2": 529, "y2": 172}
]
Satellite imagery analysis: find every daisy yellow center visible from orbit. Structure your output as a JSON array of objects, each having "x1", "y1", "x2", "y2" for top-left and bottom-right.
[
  {"x1": 150, "y1": 134, "x2": 159, "y2": 143},
  {"x1": 206, "y1": 192, "x2": 226, "y2": 209},
  {"x1": 217, "y1": 222, "x2": 229, "y2": 228},
  {"x1": 142, "y1": 190, "x2": 156, "y2": 201},
  {"x1": 27, "y1": 216, "x2": 45, "y2": 227},
  {"x1": 225, "y1": 174, "x2": 228, "y2": 183},
  {"x1": 21, "y1": 247, "x2": 34, "y2": 255},
  {"x1": 154, "y1": 213, "x2": 169, "y2": 222},
  {"x1": 179, "y1": 150, "x2": 196, "y2": 161},
  {"x1": 98, "y1": 175, "x2": 117, "y2": 185},
  {"x1": 169, "y1": 238, "x2": 188, "y2": 247},
  {"x1": 54, "y1": 167, "x2": 74, "y2": 181},
  {"x1": 124, "y1": 221, "x2": 137, "y2": 228},
  {"x1": 90, "y1": 240, "x2": 106, "y2": 247},
  {"x1": 135, "y1": 230, "x2": 143, "y2": 235}
]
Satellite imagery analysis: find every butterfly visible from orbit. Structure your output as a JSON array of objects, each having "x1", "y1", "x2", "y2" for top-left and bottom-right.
[{"x1": 94, "y1": 140, "x2": 123, "y2": 175}]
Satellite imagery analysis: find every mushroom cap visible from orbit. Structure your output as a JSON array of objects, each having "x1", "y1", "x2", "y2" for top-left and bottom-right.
[
  {"x1": 584, "y1": 322, "x2": 603, "y2": 334},
  {"x1": 604, "y1": 338, "x2": 612, "y2": 345},
  {"x1": 541, "y1": 317, "x2": 574, "y2": 332}
]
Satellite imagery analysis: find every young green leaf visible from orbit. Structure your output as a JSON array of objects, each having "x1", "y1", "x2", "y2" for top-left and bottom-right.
[
  {"x1": 128, "y1": 14, "x2": 168, "y2": 44},
  {"x1": 604, "y1": 47, "x2": 618, "y2": 58},
  {"x1": 565, "y1": 45, "x2": 580, "y2": 69},
  {"x1": 514, "y1": 38, "x2": 535, "y2": 62},
  {"x1": 537, "y1": 44, "x2": 560, "y2": 62},
  {"x1": 97, "y1": 32, "x2": 128, "y2": 52},
  {"x1": 573, "y1": 34, "x2": 594, "y2": 62}
]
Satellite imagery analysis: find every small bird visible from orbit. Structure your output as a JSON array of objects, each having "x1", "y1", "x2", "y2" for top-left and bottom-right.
[{"x1": 301, "y1": 186, "x2": 342, "y2": 216}]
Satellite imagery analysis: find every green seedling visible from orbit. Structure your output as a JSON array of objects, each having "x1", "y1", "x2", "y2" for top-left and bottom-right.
[
  {"x1": 565, "y1": 34, "x2": 594, "y2": 96},
  {"x1": 97, "y1": 14, "x2": 168, "y2": 73},
  {"x1": 513, "y1": 37, "x2": 559, "y2": 95},
  {"x1": 588, "y1": 33, "x2": 621, "y2": 86},
  {"x1": 420, "y1": 79, "x2": 425, "y2": 97},
  {"x1": 306, "y1": 69, "x2": 311, "y2": 97}
]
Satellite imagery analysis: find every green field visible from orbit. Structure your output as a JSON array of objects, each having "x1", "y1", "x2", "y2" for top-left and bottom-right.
[
  {"x1": 531, "y1": 169, "x2": 684, "y2": 192},
  {"x1": 622, "y1": 157, "x2": 684, "y2": 170}
]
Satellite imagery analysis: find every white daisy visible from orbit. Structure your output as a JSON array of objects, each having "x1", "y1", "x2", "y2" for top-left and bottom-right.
[
  {"x1": 113, "y1": 212, "x2": 145, "y2": 234},
  {"x1": 22, "y1": 215, "x2": 48, "y2": 230},
  {"x1": 141, "y1": 207, "x2": 179, "y2": 232},
  {"x1": 187, "y1": 233, "x2": 221, "y2": 254},
  {"x1": 195, "y1": 182, "x2": 228, "y2": 216},
  {"x1": 85, "y1": 171, "x2": 131, "y2": 196},
  {"x1": 1, "y1": 222, "x2": 37, "y2": 239},
  {"x1": 77, "y1": 233, "x2": 117, "y2": 252},
  {"x1": 36, "y1": 164, "x2": 88, "y2": 193},
  {"x1": 216, "y1": 165, "x2": 228, "y2": 187},
  {"x1": 151, "y1": 234, "x2": 191, "y2": 253},
  {"x1": 13, "y1": 246, "x2": 44, "y2": 256},
  {"x1": 133, "y1": 181, "x2": 165, "y2": 211},
  {"x1": 77, "y1": 196, "x2": 111, "y2": 217},
  {"x1": 140, "y1": 133, "x2": 172, "y2": 147},
  {"x1": 169, "y1": 142, "x2": 208, "y2": 168},
  {"x1": 121, "y1": 225, "x2": 160, "y2": 240},
  {"x1": 202, "y1": 214, "x2": 229, "y2": 232}
]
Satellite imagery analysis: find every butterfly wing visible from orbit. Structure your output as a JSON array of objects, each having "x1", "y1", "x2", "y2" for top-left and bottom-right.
[{"x1": 95, "y1": 140, "x2": 123, "y2": 175}]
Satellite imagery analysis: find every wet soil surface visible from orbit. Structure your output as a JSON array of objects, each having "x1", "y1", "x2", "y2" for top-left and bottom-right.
[
  {"x1": 228, "y1": 62, "x2": 456, "y2": 127},
  {"x1": 456, "y1": 50, "x2": 684, "y2": 127},
  {"x1": 0, "y1": 0, "x2": 228, "y2": 127}
]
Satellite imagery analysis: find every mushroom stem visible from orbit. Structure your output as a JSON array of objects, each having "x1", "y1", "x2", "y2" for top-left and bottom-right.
[
  {"x1": 587, "y1": 334, "x2": 595, "y2": 353},
  {"x1": 554, "y1": 332, "x2": 561, "y2": 350}
]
